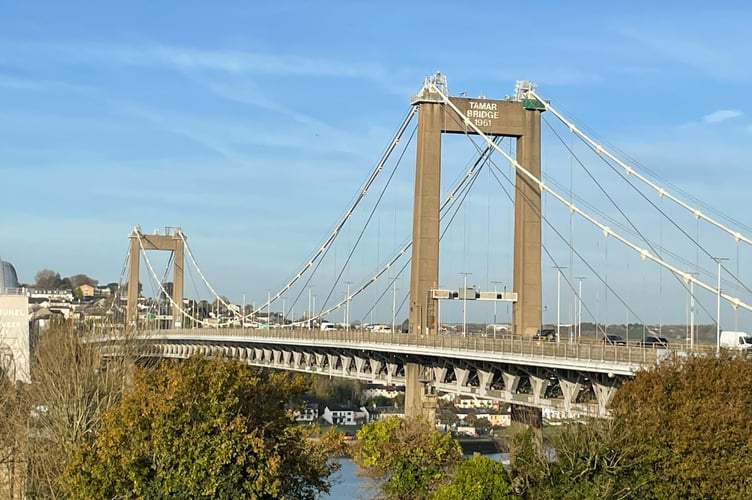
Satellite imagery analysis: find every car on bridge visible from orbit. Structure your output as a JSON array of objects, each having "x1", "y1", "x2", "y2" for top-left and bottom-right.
[
  {"x1": 532, "y1": 328, "x2": 557, "y2": 342},
  {"x1": 640, "y1": 336, "x2": 669, "y2": 348},
  {"x1": 602, "y1": 334, "x2": 627, "y2": 346}
]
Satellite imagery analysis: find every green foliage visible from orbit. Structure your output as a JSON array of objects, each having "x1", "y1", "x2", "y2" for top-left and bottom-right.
[
  {"x1": 609, "y1": 354, "x2": 752, "y2": 499},
  {"x1": 432, "y1": 454, "x2": 515, "y2": 500},
  {"x1": 365, "y1": 394, "x2": 394, "y2": 408},
  {"x1": 535, "y1": 420, "x2": 647, "y2": 500},
  {"x1": 63, "y1": 357, "x2": 340, "y2": 499},
  {"x1": 462, "y1": 413, "x2": 493, "y2": 434},
  {"x1": 508, "y1": 355, "x2": 752, "y2": 499},
  {"x1": 34, "y1": 268, "x2": 63, "y2": 289},
  {"x1": 353, "y1": 416, "x2": 463, "y2": 499},
  {"x1": 509, "y1": 427, "x2": 548, "y2": 497},
  {"x1": 23, "y1": 324, "x2": 128, "y2": 498},
  {"x1": 308, "y1": 375, "x2": 363, "y2": 409}
]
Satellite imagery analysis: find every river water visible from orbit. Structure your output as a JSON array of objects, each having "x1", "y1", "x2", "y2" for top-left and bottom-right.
[{"x1": 323, "y1": 454, "x2": 509, "y2": 499}]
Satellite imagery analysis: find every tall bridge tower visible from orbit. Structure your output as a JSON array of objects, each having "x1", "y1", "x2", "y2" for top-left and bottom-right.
[
  {"x1": 126, "y1": 227, "x2": 185, "y2": 329},
  {"x1": 405, "y1": 74, "x2": 544, "y2": 417}
]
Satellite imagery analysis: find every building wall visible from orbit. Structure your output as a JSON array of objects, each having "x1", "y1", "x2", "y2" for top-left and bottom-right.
[{"x1": 0, "y1": 293, "x2": 30, "y2": 383}]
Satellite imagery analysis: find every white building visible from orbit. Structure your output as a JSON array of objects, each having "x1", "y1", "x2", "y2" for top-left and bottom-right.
[
  {"x1": 455, "y1": 395, "x2": 498, "y2": 409},
  {"x1": 321, "y1": 406, "x2": 370, "y2": 426},
  {"x1": 370, "y1": 406, "x2": 405, "y2": 420},
  {"x1": 293, "y1": 399, "x2": 319, "y2": 423},
  {"x1": 362, "y1": 384, "x2": 404, "y2": 400}
]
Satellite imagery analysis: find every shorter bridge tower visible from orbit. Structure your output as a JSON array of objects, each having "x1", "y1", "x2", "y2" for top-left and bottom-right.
[{"x1": 126, "y1": 227, "x2": 185, "y2": 329}]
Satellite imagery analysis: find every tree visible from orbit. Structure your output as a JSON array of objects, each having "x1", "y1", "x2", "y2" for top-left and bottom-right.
[
  {"x1": 473, "y1": 417, "x2": 492, "y2": 435},
  {"x1": 308, "y1": 375, "x2": 362, "y2": 410},
  {"x1": 508, "y1": 427, "x2": 550, "y2": 497},
  {"x1": 608, "y1": 354, "x2": 752, "y2": 499},
  {"x1": 514, "y1": 420, "x2": 645, "y2": 500},
  {"x1": 33, "y1": 269, "x2": 62, "y2": 289},
  {"x1": 0, "y1": 372, "x2": 22, "y2": 497},
  {"x1": 14, "y1": 324, "x2": 131, "y2": 498},
  {"x1": 437, "y1": 408, "x2": 459, "y2": 427},
  {"x1": 432, "y1": 454, "x2": 515, "y2": 500},
  {"x1": 364, "y1": 395, "x2": 393, "y2": 408},
  {"x1": 353, "y1": 417, "x2": 463, "y2": 499},
  {"x1": 508, "y1": 355, "x2": 752, "y2": 499},
  {"x1": 63, "y1": 357, "x2": 342, "y2": 499},
  {"x1": 69, "y1": 274, "x2": 98, "y2": 289}
]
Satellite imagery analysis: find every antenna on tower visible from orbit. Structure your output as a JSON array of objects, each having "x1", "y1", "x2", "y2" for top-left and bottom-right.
[
  {"x1": 514, "y1": 80, "x2": 536, "y2": 100},
  {"x1": 426, "y1": 71, "x2": 448, "y2": 94}
]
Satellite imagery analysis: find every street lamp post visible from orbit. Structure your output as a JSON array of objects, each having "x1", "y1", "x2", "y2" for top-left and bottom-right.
[
  {"x1": 553, "y1": 266, "x2": 566, "y2": 342},
  {"x1": 460, "y1": 272, "x2": 472, "y2": 337},
  {"x1": 390, "y1": 276, "x2": 398, "y2": 335},
  {"x1": 690, "y1": 278, "x2": 695, "y2": 350},
  {"x1": 712, "y1": 257, "x2": 729, "y2": 354},
  {"x1": 491, "y1": 280, "x2": 503, "y2": 335},
  {"x1": 575, "y1": 276, "x2": 586, "y2": 343},
  {"x1": 504, "y1": 285, "x2": 510, "y2": 335},
  {"x1": 344, "y1": 281, "x2": 352, "y2": 332},
  {"x1": 308, "y1": 287, "x2": 313, "y2": 329},
  {"x1": 267, "y1": 290, "x2": 272, "y2": 327},
  {"x1": 684, "y1": 272, "x2": 698, "y2": 351}
]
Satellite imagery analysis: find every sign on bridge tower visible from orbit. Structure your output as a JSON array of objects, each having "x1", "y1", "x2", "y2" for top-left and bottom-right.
[
  {"x1": 408, "y1": 73, "x2": 544, "y2": 340},
  {"x1": 126, "y1": 227, "x2": 185, "y2": 329}
]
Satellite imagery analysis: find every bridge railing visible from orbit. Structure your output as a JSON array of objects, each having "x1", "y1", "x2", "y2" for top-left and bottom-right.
[{"x1": 142, "y1": 327, "x2": 662, "y2": 368}]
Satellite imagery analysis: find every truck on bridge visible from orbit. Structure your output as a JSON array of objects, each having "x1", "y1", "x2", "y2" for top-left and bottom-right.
[{"x1": 719, "y1": 331, "x2": 752, "y2": 352}]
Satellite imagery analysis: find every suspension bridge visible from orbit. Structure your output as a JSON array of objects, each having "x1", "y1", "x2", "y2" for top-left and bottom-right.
[{"x1": 93, "y1": 72, "x2": 752, "y2": 423}]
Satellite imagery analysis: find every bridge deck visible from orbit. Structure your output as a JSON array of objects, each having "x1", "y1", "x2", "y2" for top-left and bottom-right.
[{"x1": 110, "y1": 327, "x2": 677, "y2": 376}]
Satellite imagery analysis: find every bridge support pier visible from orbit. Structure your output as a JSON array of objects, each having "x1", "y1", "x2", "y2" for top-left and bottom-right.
[
  {"x1": 432, "y1": 366, "x2": 447, "y2": 385},
  {"x1": 405, "y1": 362, "x2": 438, "y2": 422},
  {"x1": 478, "y1": 369, "x2": 494, "y2": 397},
  {"x1": 529, "y1": 375, "x2": 551, "y2": 406},
  {"x1": 502, "y1": 372, "x2": 521, "y2": 401},
  {"x1": 453, "y1": 367, "x2": 470, "y2": 392},
  {"x1": 560, "y1": 379, "x2": 582, "y2": 418},
  {"x1": 327, "y1": 354, "x2": 338, "y2": 375},
  {"x1": 386, "y1": 362, "x2": 398, "y2": 384},
  {"x1": 404, "y1": 363, "x2": 423, "y2": 418},
  {"x1": 593, "y1": 378, "x2": 619, "y2": 417},
  {"x1": 354, "y1": 356, "x2": 366, "y2": 376},
  {"x1": 340, "y1": 355, "x2": 352, "y2": 376}
]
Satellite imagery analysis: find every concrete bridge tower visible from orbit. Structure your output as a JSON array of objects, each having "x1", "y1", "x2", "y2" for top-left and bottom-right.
[
  {"x1": 126, "y1": 227, "x2": 185, "y2": 329},
  {"x1": 405, "y1": 74, "x2": 544, "y2": 418}
]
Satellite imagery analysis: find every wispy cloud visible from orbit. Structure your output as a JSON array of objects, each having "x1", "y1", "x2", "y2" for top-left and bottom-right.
[
  {"x1": 702, "y1": 109, "x2": 742, "y2": 124},
  {"x1": 0, "y1": 74, "x2": 93, "y2": 93},
  {"x1": 51, "y1": 42, "x2": 397, "y2": 85},
  {"x1": 618, "y1": 16, "x2": 752, "y2": 81},
  {"x1": 196, "y1": 78, "x2": 382, "y2": 154},
  {"x1": 111, "y1": 99, "x2": 376, "y2": 166}
]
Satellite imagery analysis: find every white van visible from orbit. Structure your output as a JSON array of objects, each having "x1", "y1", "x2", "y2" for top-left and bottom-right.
[
  {"x1": 320, "y1": 321, "x2": 337, "y2": 331},
  {"x1": 719, "y1": 331, "x2": 752, "y2": 352}
]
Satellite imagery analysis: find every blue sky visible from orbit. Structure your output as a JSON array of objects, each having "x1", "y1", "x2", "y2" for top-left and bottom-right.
[{"x1": 2, "y1": 1, "x2": 752, "y2": 326}]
